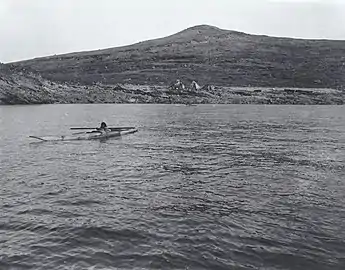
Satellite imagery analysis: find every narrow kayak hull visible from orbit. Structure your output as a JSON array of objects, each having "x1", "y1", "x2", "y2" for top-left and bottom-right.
[{"x1": 30, "y1": 128, "x2": 138, "y2": 142}]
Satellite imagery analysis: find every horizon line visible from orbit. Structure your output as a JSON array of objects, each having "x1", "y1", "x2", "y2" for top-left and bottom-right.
[{"x1": 4, "y1": 24, "x2": 345, "y2": 64}]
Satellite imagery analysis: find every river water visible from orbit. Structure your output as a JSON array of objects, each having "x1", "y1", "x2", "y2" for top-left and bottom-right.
[{"x1": 0, "y1": 104, "x2": 344, "y2": 270}]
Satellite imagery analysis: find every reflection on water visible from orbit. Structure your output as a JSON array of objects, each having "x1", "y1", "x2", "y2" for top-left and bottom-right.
[{"x1": 0, "y1": 104, "x2": 345, "y2": 270}]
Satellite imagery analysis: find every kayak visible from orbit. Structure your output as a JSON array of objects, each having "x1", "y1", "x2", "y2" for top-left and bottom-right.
[{"x1": 29, "y1": 128, "x2": 138, "y2": 142}]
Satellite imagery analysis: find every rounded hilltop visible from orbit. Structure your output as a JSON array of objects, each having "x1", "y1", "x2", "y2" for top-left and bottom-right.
[{"x1": 8, "y1": 24, "x2": 345, "y2": 90}]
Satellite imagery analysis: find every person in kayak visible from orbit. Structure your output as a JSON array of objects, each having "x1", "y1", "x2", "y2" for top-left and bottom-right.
[{"x1": 98, "y1": 122, "x2": 111, "y2": 134}]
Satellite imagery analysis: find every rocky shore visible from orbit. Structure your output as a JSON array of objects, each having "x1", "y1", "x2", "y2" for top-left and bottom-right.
[{"x1": 0, "y1": 66, "x2": 343, "y2": 105}]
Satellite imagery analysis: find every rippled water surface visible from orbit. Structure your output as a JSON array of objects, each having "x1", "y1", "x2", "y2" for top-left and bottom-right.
[{"x1": 1, "y1": 104, "x2": 345, "y2": 270}]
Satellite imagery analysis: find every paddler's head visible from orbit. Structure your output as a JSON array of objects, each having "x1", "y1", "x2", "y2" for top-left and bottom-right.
[{"x1": 100, "y1": 122, "x2": 107, "y2": 128}]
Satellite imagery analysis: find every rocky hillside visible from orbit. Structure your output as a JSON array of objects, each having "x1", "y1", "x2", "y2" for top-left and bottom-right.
[
  {"x1": 1, "y1": 63, "x2": 344, "y2": 105},
  {"x1": 11, "y1": 25, "x2": 345, "y2": 89},
  {"x1": 0, "y1": 63, "x2": 155, "y2": 105},
  {"x1": 0, "y1": 63, "x2": 69, "y2": 104}
]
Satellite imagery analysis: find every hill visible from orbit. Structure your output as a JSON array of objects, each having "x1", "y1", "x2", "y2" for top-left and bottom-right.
[{"x1": 11, "y1": 25, "x2": 345, "y2": 89}]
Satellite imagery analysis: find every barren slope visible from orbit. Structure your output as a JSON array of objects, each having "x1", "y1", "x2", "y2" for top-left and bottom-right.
[{"x1": 12, "y1": 25, "x2": 345, "y2": 89}]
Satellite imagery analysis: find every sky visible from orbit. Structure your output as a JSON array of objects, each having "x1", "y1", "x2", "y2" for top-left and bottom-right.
[{"x1": 0, "y1": 0, "x2": 344, "y2": 63}]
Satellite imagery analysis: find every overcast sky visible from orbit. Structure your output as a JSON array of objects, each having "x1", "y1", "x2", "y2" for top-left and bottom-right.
[{"x1": 0, "y1": 0, "x2": 344, "y2": 63}]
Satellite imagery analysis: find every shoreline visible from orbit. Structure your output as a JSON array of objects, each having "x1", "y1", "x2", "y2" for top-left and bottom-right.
[
  {"x1": 1, "y1": 82, "x2": 344, "y2": 105},
  {"x1": 0, "y1": 66, "x2": 343, "y2": 105}
]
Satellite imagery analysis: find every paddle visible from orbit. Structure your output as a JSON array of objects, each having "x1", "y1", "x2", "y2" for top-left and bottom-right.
[
  {"x1": 70, "y1": 126, "x2": 135, "y2": 131},
  {"x1": 71, "y1": 131, "x2": 96, "y2": 135},
  {"x1": 29, "y1": 136, "x2": 47, "y2": 141}
]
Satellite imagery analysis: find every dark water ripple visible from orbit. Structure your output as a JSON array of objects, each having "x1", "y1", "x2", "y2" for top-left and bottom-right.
[{"x1": 1, "y1": 104, "x2": 345, "y2": 270}]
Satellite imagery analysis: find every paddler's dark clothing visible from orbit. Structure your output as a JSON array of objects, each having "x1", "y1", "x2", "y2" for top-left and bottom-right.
[{"x1": 99, "y1": 122, "x2": 111, "y2": 133}]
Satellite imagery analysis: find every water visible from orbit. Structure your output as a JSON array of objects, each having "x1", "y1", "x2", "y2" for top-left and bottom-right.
[{"x1": 1, "y1": 104, "x2": 345, "y2": 270}]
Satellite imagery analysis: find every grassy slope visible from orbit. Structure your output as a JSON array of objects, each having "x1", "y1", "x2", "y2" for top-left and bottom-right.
[{"x1": 12, "y1": 25, "x2": 345, "y2": 89}]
